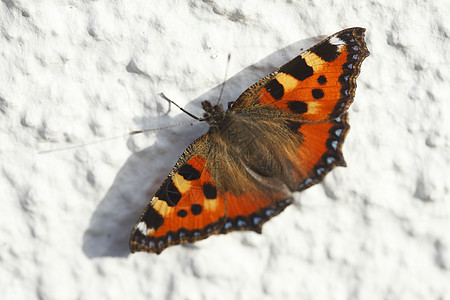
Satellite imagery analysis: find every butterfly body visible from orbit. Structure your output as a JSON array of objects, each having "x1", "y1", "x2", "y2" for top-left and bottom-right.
[{"x1": 130, "y1": 28, "x2": 369, "y2": 254}]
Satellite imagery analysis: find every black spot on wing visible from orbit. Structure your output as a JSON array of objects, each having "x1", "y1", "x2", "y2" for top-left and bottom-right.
[
  {"x1": 284, "y1": 120, "x2": 303, "y2": 133},
  {"x1": 155, "y1": 178, "x2": 182, "y2": 206},
  {"x1": 177, "y1": 209, "x2": 187, "y2": 218},
  {"x1": 142, "y1": 206, "x2": 164, "y2": 231},
  {"x1": 310, "y1": 41, "x2": 340, "y2": 62},
  {"x1": 279, "y1": 56, "x2": 313, "y2": 81},
  {"x1": 284, "y1": 120, "x2": 304, "y2": 142},
  {"x1": 312, "y1": 88, "x2": 324, "y2": 99},
  {"x1": 178, "y1": 164, "x2": 200, "y2": 180},
  {"x1": 191, "y1": 204, "x2": 203, "y2": 215},
  {"x1": 202, "y1": 183, "x2": 217, "y2": 199},
  {"x1": 317, "y1": 75, "x2": 327, "y2": 85},
  {"x1": 287, "y1": 101, "x2": 308, "y2": 114},
  {"x1": 265, "y1": 79, "x2": 284, "y2": 100}
]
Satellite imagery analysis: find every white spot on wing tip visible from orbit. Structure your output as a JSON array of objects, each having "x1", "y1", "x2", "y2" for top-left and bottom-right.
[
  {"x1": 137, "y1": 222, "x2": 154, "y2": 235},
  {"x1": 330, "y1": 36, "x2": 344, "y2": 45},
  {"x1": 329, "y1": 36, "x2": 345, "y2": 50}
]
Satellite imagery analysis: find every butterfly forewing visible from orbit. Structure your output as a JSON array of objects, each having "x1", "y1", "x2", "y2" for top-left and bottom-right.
[
  {"x1": 129, "y1": 135, "x2": 227, "y2": 254},
  {"x1": 232, "y1": 27, "x2": 369, "y2": 122}
]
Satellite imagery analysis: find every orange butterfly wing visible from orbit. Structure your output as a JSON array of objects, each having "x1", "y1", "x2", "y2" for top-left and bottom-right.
[
  {"x1": 294, "y1": 113, "x2": 350, "y2": 190},
  {"x1": 129, "y1": 135, "x2": 227, "y2": 254},
  {"x1": 232, "y1": 27, "x2": 369, "y2": 122}
]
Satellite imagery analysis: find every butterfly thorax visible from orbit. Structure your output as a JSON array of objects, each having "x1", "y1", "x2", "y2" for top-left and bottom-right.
[{"x1": 201, "y1": 101, "x2": 226, "y2": 128}]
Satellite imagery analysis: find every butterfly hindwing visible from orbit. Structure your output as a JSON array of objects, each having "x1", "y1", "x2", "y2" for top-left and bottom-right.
[
  {"x1": 221, "y1": 192, "x2": 294, "y2": 234},
  {"x1": 292, "y1": 113, "x2": 350, "y2": 191},
  {"x1": 232, "y1": 27, "x2": 369, "y2": 122}
]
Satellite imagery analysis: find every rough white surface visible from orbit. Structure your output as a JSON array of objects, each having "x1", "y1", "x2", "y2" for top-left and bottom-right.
[{"x1": 1, "y1": 1, "x2": 449, "y2": 299}]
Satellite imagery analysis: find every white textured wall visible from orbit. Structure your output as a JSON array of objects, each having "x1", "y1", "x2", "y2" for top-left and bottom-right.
[{"x1": 1, "y1": 1, "x2": 449, "y2": 299}]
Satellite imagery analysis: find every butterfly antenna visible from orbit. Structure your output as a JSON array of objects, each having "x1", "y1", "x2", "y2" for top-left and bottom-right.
[
  {"x1": 129, "y1": 120, "x2": 195, "y2": 135},
  {"x1": 39, "y1": 120, "x2": 196, "y2": 154},
  {"x1": 38, "y1": 134, "x2": 129, "y2": 154},
  {"x1": 159, "y1": 93, "x2": 201, "y2": 121},
  {"x1": 216, "y1": 53, "x2": 231, "y2": 106}
]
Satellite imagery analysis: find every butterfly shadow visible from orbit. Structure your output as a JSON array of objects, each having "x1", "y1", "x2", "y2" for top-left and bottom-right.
[{"x1": 82, "y1": 35, "x2": 324, "y2": 258}]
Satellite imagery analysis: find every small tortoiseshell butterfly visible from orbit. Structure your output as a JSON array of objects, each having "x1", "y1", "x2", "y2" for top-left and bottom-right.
[{"x1": 130, "y1": 27, "x2": 369, "y2": 254}]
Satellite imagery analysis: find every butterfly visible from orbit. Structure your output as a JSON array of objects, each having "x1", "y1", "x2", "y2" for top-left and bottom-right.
[{"x1": 129, "y1": 27, "x2": 369, "y2": 254}]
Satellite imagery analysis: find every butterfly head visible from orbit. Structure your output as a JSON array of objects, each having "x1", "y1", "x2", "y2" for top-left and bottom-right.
[{"x1": 201, "y1": 100, "x2": 225, "y2": 127}]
